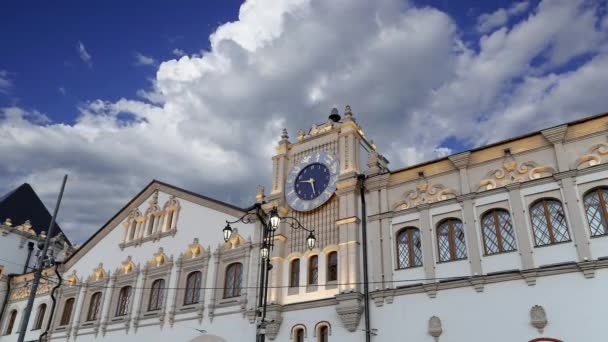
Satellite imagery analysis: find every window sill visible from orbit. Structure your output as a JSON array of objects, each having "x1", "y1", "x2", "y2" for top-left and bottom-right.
[
  {"x1": 306, "y1": 285, "x2": 318, "y2": 293},
  {"x1": 533, "y1": 239, "x2": 572, "y2": 249},
  {"x1": 437, "y1": 257, "x2": 467, "y2": 264},
  {"x1": 483, "y1": 249, "x2": 517, "y2": 257},
  {"x1": 395, "y1": 265, "x2": 423, "y2": 271},
  {"x1": 325, "y1": 281, "x2": 337, "y2": 290},
  {"x1": 590, "y1": 232, "x2": 608, "y2": 239}
]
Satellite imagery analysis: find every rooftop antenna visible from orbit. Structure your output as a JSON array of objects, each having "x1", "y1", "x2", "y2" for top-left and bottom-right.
[{"x1": 329, "y1": 107, "x2": 341, "y2": 122}]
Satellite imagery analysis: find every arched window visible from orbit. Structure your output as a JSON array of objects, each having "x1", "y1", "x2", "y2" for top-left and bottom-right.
[
  {"x1": 184, "y1": 271, "x2": 202, "y2": 305},
  {"x1": 115, "y1": 286, "x2": 132, "y2": 316},
  {"x1": 308, "y1": 255, "x2": 318, "y2": 285},
  {"x1": 318, "y1": 325, "x2": 329, "y2": 342},
  {"x1": 148, "y1": 279, "x2": 165, "y2": 311},
  {"x1": 294, "y1": 328, "x2": 305, "y2": 342},
  {"x1": 583, "y1": 187, "x2": 608, "y2": 237},
  {"x1": 436, "y1": 218, "x2": 467, "y2": 262},
  {"x1": 33, "y1": 303, "x2": 46, "y2": 330},
  {"x1": 289, "y1": 259, "x2": 300, "y2": 288},
  {"x1": 327, "y1": 252, "x2": 338, "y2": 282},
  {"x1": 530, "y1": 199, "x2": 571, "y2": 246},
  {"x1": 223, "y1": 263, "x2": 243, "y2": 298},
  {"x1": 60, "y1": 298, "x2": 75, "y2": 326},
  {"x1": 4, "y1": 310, "x2": 16, "y2": 335},
  {"x1": 480, "y1": 209, "x2": 517, "y2": 255},
  {"x1": 396, "y1": 227, "x2": 423, "y2": 268},
  {"x1": 86, "y1": 292, "x2": 102, "y2": 321}
]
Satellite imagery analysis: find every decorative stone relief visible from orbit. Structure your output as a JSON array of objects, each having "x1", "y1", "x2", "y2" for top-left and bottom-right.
[
  {"x1": 477, "y1": 160, "x2": 555, "y2": 191},
  {"x1": 335, "y1": 293, "x2": 363, "y2": 332},
  {"x1": 428, "y1": 316, "x2": 442, "y2": 341},
  {"x1": 393, "y1": 182, "x2": 457, "y2": 211},
  {"x1": 530, "y1": 305, "x2": 548, "y2": 333},
  {"x1": 575, "y1": 141, "x2": 608, "y2": 169},
  {"x1": 265, "y1": 305, "x2": 283, "y2": 340}
]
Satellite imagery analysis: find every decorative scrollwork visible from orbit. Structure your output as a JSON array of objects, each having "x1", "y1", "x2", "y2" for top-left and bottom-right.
[
  {"x1": 575, "y1": 142, "x2": 608, "y2": 169},
  {"x1": 393, "y1": 182, "x2": 457, "y2": 211},
  {"x1": 477, "y1": 160, "x2": 555, "y2": 191}
]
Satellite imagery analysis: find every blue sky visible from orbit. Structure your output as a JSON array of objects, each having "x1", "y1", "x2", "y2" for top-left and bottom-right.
[
  {"x1": 0, "y1": 1, "x2": 243, "y2": 123},
  {"x1": 1, "y1": 0, "x2": 607, "y2": 242}
]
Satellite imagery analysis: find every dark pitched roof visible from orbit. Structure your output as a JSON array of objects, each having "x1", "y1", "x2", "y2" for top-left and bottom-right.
[{"x1": 0, "y1": 183, "x2": 70, "y2": 244}]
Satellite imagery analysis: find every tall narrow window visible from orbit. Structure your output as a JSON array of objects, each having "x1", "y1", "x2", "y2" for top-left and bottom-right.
[
  {"x1": 294, "y1": 328, "x2": 305, "y2": 342},
  {"x1": 223, "y1": 263, "x2": 243, "y2": 298},
  {"x1": 147, "y1": 215, "x2": 155, "y2": 235},
  {"x1": 33, "y1": 304, "x2": 46, "y2": 330},
  {"x1": 327, "y1": 252, "x2": 338, "y2": 282},
  {"x1": 584, "y1": 188, "x2": 608, "y2": 237},
  {"x1": 318, "y1": 325, "x2": 329, "y2": 342},
  {"x1": 148, "y1": 279, "x2": 165, "y2": 311},
  {"x1": 289, "y1": 259, "x2": 300, "y2": 288},
  {"x1": 308, "y1": 255, "x2": 318, "y2": 285},
  {"x1": 481, "y1": 209, "x2": 517, "y2": 255},
  {"x1": 60, "y1": 298, "x2": 75, "y2": 326},
  {"x1": 86, "y1": 292, "x2": 102, "y2": 321},
  {"x1": 5, "y1": 310, "x2": 16, "y2": 335},
  {"x1": 115, "y1": 286, "x2": 132, "y2": 316},
  {"x1": 184, "y1": 271, "x2": 202, "y2": 305},
  {"x1": 129, "y1": 220, "x2": 137, "y2": 240},
  {"x1": 165, "y1": 210, "x2": 174, "y2": 231},
  {"x1": 397, "y1": 227, "x2": 423, "y2": 268},
  {"x1": 437, "y1": 219, "x2": 467, "y2": 262},
  {"x1": 530, "y1": 199, "x2": 571, "y2": 246}
]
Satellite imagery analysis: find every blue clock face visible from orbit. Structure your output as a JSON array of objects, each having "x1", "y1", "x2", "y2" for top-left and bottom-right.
[
  {"x1": 285, "y1": 151, "x2": 339, "y2": 212},
  {"x1": 295, "y1": 163, "x2": 330, "y2": 200}
]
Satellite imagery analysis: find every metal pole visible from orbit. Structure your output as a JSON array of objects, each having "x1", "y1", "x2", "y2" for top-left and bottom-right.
[
  {"x1": 255, "y1": 205, "x2": 268, "y2": 342},
  {"x1": 17, "y1": 175, "x2": 67, "y2": 342},
  {"x1": 358, "y1": 174, "x2": 372, "y2": 342}
]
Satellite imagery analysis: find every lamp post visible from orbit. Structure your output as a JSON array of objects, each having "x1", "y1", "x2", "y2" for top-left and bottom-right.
[{"x1": 222, "y1": 203, "x2": 315, "y2": 342}]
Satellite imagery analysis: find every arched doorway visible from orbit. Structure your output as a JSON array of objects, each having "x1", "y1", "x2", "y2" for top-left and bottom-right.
[{"x1": 189, "y1": 335, "x2": 227, "y2": 342}]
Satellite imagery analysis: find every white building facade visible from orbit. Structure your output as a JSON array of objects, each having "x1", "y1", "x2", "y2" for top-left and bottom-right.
[{"x1": 1, "y1": 108, "x2": 608, "y2": 342}]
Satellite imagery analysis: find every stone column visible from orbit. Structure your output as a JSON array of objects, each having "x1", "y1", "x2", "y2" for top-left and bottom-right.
[
  {"x1": 417, "y1": 205, "x2": 436, "y2": 281},
  {"x1": 459, "y1": 195, "x2": 483, "y2": 276},
  {"x1": 541, "y1": 125, "x2": 569, "y2": 172},
  {"x1": 556, "y1": 173, "x2": 592, "y2": 260},
  {"x1": 449, "y1": 151, "x2": 472, "y2": 194},
  {"x1": 506, "y1": 184, "x2": 535, "y2": 269}
]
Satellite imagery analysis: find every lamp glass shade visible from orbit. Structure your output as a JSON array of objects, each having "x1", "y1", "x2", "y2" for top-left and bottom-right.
[
  {"x1": 260, "y1": 245, "x2": 270, "y2": 259},
  {"x1": 306, "y1": 232, "x2": 316, "y2": 250},
  {"x1": 269, "y1": 209, "x2": 280, "y2": 230},
  {"x1": 222, "y1": 224, "x2": 233, "y2": 242}
]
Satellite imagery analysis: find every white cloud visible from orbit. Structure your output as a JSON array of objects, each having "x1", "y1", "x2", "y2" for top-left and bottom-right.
[
  {"x1": 0, "y1": 70, "x2": 12, "y2": 94},
  {"x1": 1, "y1": 0, "x2": 607, "y2": 243},
  {"x1": 134, "y1": 52, "x2": 156, "y2": 66},
  {"x1": 172, "y1": 48, "x2": 185, "y2": 57},
  {"x1": 58, "y1": 87, "x2": 66, "y2": 95},
  {"x1": 477, "y1": 1, "x2": 529, "y2": 33},
  {"x1": 77, "y1": 41, "x2": 92, "y2": 67}
]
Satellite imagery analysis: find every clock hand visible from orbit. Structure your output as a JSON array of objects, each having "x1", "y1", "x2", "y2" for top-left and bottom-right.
[{"x1": 308, "y1": 178, "x2": 316, "y2": 195}]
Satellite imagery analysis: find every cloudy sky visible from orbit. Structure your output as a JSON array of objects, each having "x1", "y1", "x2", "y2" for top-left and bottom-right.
[{"x1": 1, "y1": 0, "x2": 608, "y2": 243}]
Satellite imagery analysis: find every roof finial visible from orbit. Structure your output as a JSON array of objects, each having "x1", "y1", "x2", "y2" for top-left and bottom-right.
[
  {"x1": 280, "y1": 128, "x2": 290, "y2": 145},
  {"x1": 344, "y1": 105, "x2": 353, "y2": 121}
]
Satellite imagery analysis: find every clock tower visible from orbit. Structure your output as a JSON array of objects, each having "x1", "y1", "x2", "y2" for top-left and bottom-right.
[{"x1": 261, "y1": 105, "x2": 389, "y2": 337}]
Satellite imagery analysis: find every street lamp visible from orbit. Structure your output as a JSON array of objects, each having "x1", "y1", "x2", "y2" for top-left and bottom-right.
[
  {"x1": 223, "y1": 223, "x2": 233, "y2": 242},
  {"x1": 222, "y1": 204, "x2": 315, "y2": 342},
  {"x1": 269, "y1": 207, "x2": 280, "y2": 231}
]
